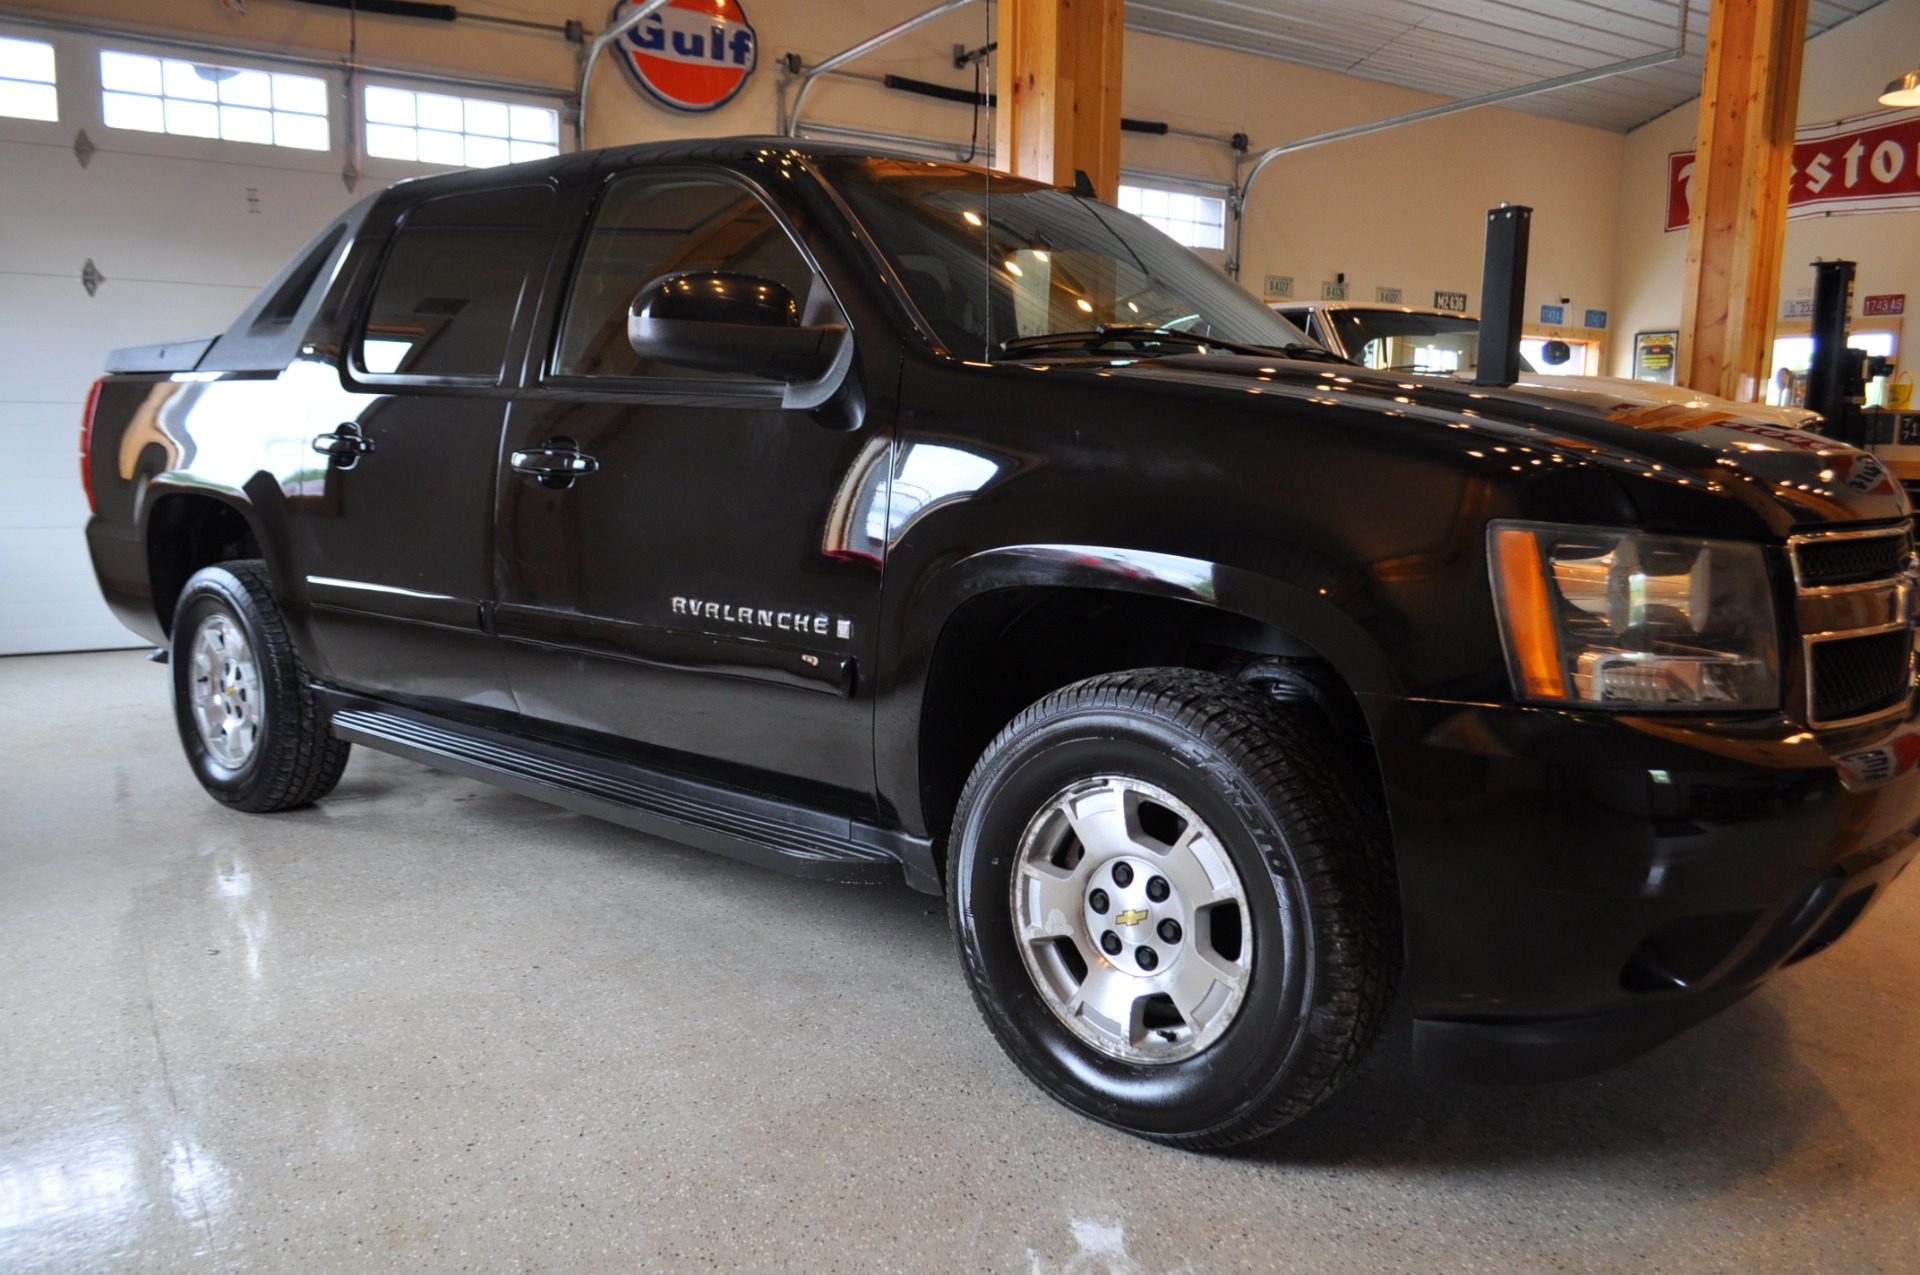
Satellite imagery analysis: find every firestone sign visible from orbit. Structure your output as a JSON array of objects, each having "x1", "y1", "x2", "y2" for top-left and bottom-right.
[
  {"x1": 1666, "y1": 108, "x2": 1920, "y2": 231},
  {"x1": 614, "y1": 0, "x2": 758, "y2": 114}
]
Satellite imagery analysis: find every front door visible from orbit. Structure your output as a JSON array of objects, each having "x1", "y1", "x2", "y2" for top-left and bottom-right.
[{"x1": 494, "y1": 168, "x2": 888, "y2": 799}]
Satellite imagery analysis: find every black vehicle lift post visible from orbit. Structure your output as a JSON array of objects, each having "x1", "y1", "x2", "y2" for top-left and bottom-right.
[{"x1": 1474, "y1": 203, "x2": 1532, "y2": 388}]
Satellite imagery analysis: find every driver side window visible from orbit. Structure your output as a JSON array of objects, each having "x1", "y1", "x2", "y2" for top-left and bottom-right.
[{"x1": 554, "y1": 173, "x2": 818, "y2": 381}]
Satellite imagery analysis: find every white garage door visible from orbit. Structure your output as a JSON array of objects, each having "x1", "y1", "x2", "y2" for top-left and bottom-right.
[{"x1": 0, "y1": 19, "x2": 565, "y2": 655}]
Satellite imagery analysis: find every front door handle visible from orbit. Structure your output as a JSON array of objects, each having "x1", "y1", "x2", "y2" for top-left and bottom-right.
[
  {"x1": 312, "y1": 422, "x2": 374, "y2": 469},
  {"x1": 511, "y1": 437, "x2": 600, "y2": 489}
]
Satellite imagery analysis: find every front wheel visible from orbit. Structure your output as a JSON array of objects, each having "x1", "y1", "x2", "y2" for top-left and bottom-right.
[
  {"x1": 948, "y1": 669, "x2": 1396, "y2": 1148},
  {"x1": 170, "y1": 560, "x2": 350, "y2": 812}
]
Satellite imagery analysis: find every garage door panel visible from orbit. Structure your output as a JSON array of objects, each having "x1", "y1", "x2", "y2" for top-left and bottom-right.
[
  {"x1": 0, "y1": 139, "x2": 354, "y2": 289},
  {"x1": 0, "y1": 622, "x2": 144, "y2": 657},
  {"x1": 3, "y1": 404, "x2": 88, "y2": 453},
  {"x1": 0, "y1": 499, "x2": 89, "y2": 533},
  {"x1": 0, "y1": 274, "x2": 258, "y2": 410},
  {"x1": 2, "y1": 450, "x2": 86, "y2": 505}
]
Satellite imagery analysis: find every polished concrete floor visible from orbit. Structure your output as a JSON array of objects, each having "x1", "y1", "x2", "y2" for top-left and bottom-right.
[{"x1": 4, "y1": 650, "x2": 1919, "y2": 1272}]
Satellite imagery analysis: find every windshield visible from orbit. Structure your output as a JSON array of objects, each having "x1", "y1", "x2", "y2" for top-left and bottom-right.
[
  {"x1": 1331, "y1": 310, "x2": 1538, "y2": 376},
  {"x1": 819, "y1": 157, "x2": 1311, "y2": 359}
]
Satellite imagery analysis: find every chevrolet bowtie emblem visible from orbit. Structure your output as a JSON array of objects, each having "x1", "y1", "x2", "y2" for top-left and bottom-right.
[{"x1": 1114, "y1": 908, "x2": 1149, "y2": 927}]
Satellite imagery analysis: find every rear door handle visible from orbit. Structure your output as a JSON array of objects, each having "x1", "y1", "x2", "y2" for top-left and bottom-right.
[
  {"x1": 511, "y1": 437, "x2": 599, "y2": 489},
  {"x1": 312, "y1": 423, "x2": 374, "y2": 468}
]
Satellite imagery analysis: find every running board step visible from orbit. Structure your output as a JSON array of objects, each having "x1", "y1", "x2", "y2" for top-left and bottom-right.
[{"x1": 326, "y1": 704, "x2": 933, "y2": 889}]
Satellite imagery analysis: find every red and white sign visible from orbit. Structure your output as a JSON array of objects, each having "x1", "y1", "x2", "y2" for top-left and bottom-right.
[
  {"x1": 615, "y1": 0, "x2": 758, "y2": 114},
  {"x1": 1666, "y1": 108, "x2": 1920, "y2": 231},
  {"x1": 1864, "y1": 294, "x2": 1907, "y2": 316}
]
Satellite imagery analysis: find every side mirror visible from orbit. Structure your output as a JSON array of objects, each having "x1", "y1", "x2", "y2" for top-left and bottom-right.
[{"x1": 627, "y1": 271, "x2": 847, "y2": 384}]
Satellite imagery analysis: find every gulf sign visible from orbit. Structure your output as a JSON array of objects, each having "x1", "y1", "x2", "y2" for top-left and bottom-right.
[
  {"x1": 615, "y1": 0, "x2": 758, "y2": 114},
  {"x1": 1667, "y1": 108, "x2": 1920, "y2": 231}
]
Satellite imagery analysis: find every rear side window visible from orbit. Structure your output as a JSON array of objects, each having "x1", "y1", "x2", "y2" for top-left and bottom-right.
[
  {"x1": 357, "y1": 185, "x2": 553, "y2": 380},
  {"x1": 554, "y1": 173, "x2": 816, "y2": 381}
]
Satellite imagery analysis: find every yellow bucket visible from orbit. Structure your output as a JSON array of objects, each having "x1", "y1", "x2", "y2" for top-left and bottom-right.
[{"x1": 1892, "y1": 370, "x2": 1914, "y2": 412}]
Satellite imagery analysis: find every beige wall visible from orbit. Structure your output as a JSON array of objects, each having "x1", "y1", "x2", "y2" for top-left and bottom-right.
[{"x1": 1610, "y1": 0, "x2": 1920, "y2": 381}]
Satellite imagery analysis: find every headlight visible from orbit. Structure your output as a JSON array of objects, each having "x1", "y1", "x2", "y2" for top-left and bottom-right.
[{"x1": 1488, "y1": 521, "x2": 1779, "y2": 710}]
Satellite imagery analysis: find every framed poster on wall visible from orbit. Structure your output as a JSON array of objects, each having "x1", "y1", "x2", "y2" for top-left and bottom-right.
[{"x1": 1634, "y1": 331, "x2": 1678, "y2": 384}]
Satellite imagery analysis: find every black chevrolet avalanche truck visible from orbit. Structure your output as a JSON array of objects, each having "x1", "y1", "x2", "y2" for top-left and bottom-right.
[{"x1": 81, "y1": 139, "x2": 1920, "y2": 1148}]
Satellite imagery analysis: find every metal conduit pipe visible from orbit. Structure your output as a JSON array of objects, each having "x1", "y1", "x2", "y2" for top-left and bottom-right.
[
  {"x1": 1225, "y1": 2, "x2": 1694, "y2": 279},
  {"x1": 782, "y1": 0, "x2": 979, "y2": 137},
  {"x1": 575, "y1": 0, "x2": 673, "y2": 151}
]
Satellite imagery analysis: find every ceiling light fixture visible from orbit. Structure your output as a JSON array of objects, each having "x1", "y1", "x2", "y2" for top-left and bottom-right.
[{"x1": 1881, "y1": 68, "x2": 1920, "y2": 107}]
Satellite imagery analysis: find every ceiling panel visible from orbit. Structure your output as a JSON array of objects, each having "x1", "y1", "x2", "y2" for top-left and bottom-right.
[{"x1": 1127, "y1": 0, "x2": 1889, "y2": 133}]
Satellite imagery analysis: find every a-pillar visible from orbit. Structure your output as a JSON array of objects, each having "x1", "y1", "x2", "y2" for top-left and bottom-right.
[
  {"x1": 994, "y1": 0, "x2": 1124, "y2": 200},
  {"x1": 1678, "y1": 0, "x2": 1809, "y2": 402}
]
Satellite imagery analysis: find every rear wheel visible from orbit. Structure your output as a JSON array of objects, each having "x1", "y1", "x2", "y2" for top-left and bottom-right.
[
  {"x1": 948, "y1": 669, "x2": 1396, "y2": 1148},
  {"x1": 171, "y1": 561, "x2": 349, "y2": 812}
]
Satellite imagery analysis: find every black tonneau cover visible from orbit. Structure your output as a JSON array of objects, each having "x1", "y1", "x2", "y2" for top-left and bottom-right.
[{"x1": 104, "y1": 337, "x2": 218, "y2": 374}]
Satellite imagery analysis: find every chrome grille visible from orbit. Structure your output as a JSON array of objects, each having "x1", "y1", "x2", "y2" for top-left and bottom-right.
[
  {"x1": 1791, "y1": 526, "x2": 1916, "y2": 728},
  {"x1": 1792, "y1": 531, "x2": 1911, "y2": 586},
  {"x1": 1811, "y1": 628, "x2": 1912, "y2": 722}
]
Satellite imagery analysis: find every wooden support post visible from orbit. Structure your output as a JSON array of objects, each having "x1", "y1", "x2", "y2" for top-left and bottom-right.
[
  {"x1": 1678, "y1": 0, "x2": 1809, "y2": 403},
  {"x1": 995, "y1": 0, "x2": 1123, "y2": 199}
]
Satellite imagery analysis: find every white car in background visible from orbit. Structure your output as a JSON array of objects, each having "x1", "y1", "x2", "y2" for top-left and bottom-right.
[{"x1": 1276, "y1": 301, "x2": 1823, "y2": 430}]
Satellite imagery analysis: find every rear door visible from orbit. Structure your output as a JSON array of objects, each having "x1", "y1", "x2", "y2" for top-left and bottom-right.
[
  {"x1": 281, "y1": 182, "x2": 555, "y2": 708},
  {"x1": 493, "y1": 165, "x2": 888, "y2": 798}
]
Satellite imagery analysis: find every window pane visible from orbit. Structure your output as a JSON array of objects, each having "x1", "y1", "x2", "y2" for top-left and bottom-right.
[
  {"x1": 359, "y1": 185, "x2": 553, "y2": 378},
  {"x1": 100, "y1": 51, "x2": 161, "y2": 95},
  {"x1": 273, "y1": 112, "x2": 329, "y2": 150},
  {"x1": 556, "y1": 175, "x2": 816, "y2": 380},
  {"x1": 220, "y1": 104, "x2": 273, "y2": 144},
  {"x1": 102, "y1": 90, "x2": 163, "y2": 132},
  {"x1": 464, "y1": 134, "x2": 510, "y2": 168},
  {"x1": 508, "y1": 105, "x2": 555, "y2": 142},
  {"x1": 417, "y1": 92, "x2": 462, "y2": 132},
  {"x1": 0, "y1": 79, "x2": 57, "y2": 122},
  {"x1": 219, "y1": 69, "x2": 272, "y2": 108},
  {"x1": 164, "y1": 97, "x2": 220, "y2": 137},
  {"x1": 365, "y1": 121, "x2": 417, "y2": 160},
  {"x1": 0, "y1": 35, "x2": 55, "y2": 83},
  {"x1": 464, "y1": 98, "x2": 508, "y2": 138},
  {"x1": 272, "y1": 73, "x2": 327, "y2": 116},
  {"x1": 364, "y1": 84, "x2": 414, "y2": 125},
  {"x1": 162, "y1": 60, "x2": 220, "y2": 102},
  {"x1": 510, "y1": 140, "x2": 558, "y2": 164},
  {"x1": 417, "y1": 129, "x2": 464, "y2": 165}
]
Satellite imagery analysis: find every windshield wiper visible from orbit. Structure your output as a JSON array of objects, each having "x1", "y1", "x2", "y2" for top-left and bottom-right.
[{"x1": 997, "y1": 326, "x2": 1352, "y2": 364}]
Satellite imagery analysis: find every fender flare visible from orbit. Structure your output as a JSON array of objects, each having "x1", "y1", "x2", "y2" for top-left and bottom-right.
[
  {"x1": 138, "y1": 474, "x2": 307, "y2": 640},
  {"x1": 878, "y1": 542, "x2": 1407, "y2": 840},
  {"x1": 911, "y1": 543, "x2": 1402, "y2": 699}
]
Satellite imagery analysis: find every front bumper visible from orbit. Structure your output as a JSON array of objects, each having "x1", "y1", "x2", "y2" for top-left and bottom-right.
[{"x1": 1363, "y1": 691, "x2": 1920, "y2": 1083}]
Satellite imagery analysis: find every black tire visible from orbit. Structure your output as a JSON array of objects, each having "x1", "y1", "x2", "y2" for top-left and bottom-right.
[
  {"x1": 948, "y1": 668, "x2": 1397, "y2": 1148},
  {"x1": 170, "y1": 560, "x2": 350, "y2": 813}
]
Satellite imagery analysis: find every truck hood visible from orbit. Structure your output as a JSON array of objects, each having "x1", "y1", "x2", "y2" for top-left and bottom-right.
[
  {"x1": 1085, "y1": 353, "x2": 1908, "y2": 530},
  {"x1": 1491, "y1": 372, "x2": 1822, "y2": 431}
]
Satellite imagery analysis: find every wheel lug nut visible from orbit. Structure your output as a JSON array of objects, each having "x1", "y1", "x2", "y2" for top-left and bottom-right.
[
  {"x1": 1158, "y1": 919, "x2": 1182, "y2": 944},
  {"x1": 1136, "y1": 947, "x2": 1158, "y2": 971},
  {"x1": 1100, "y1": 931, "x2": 1122, "y2": 956},
  {"x1": 1147, "y1": 876, "x2": 1170, "y2": 902},
  {"x1": 1089, "y1": 888, "x2": 1109, "y2": 914},
  {"x1": 1112, "y1": 862, "x2": 1134, "y2": 887}
]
